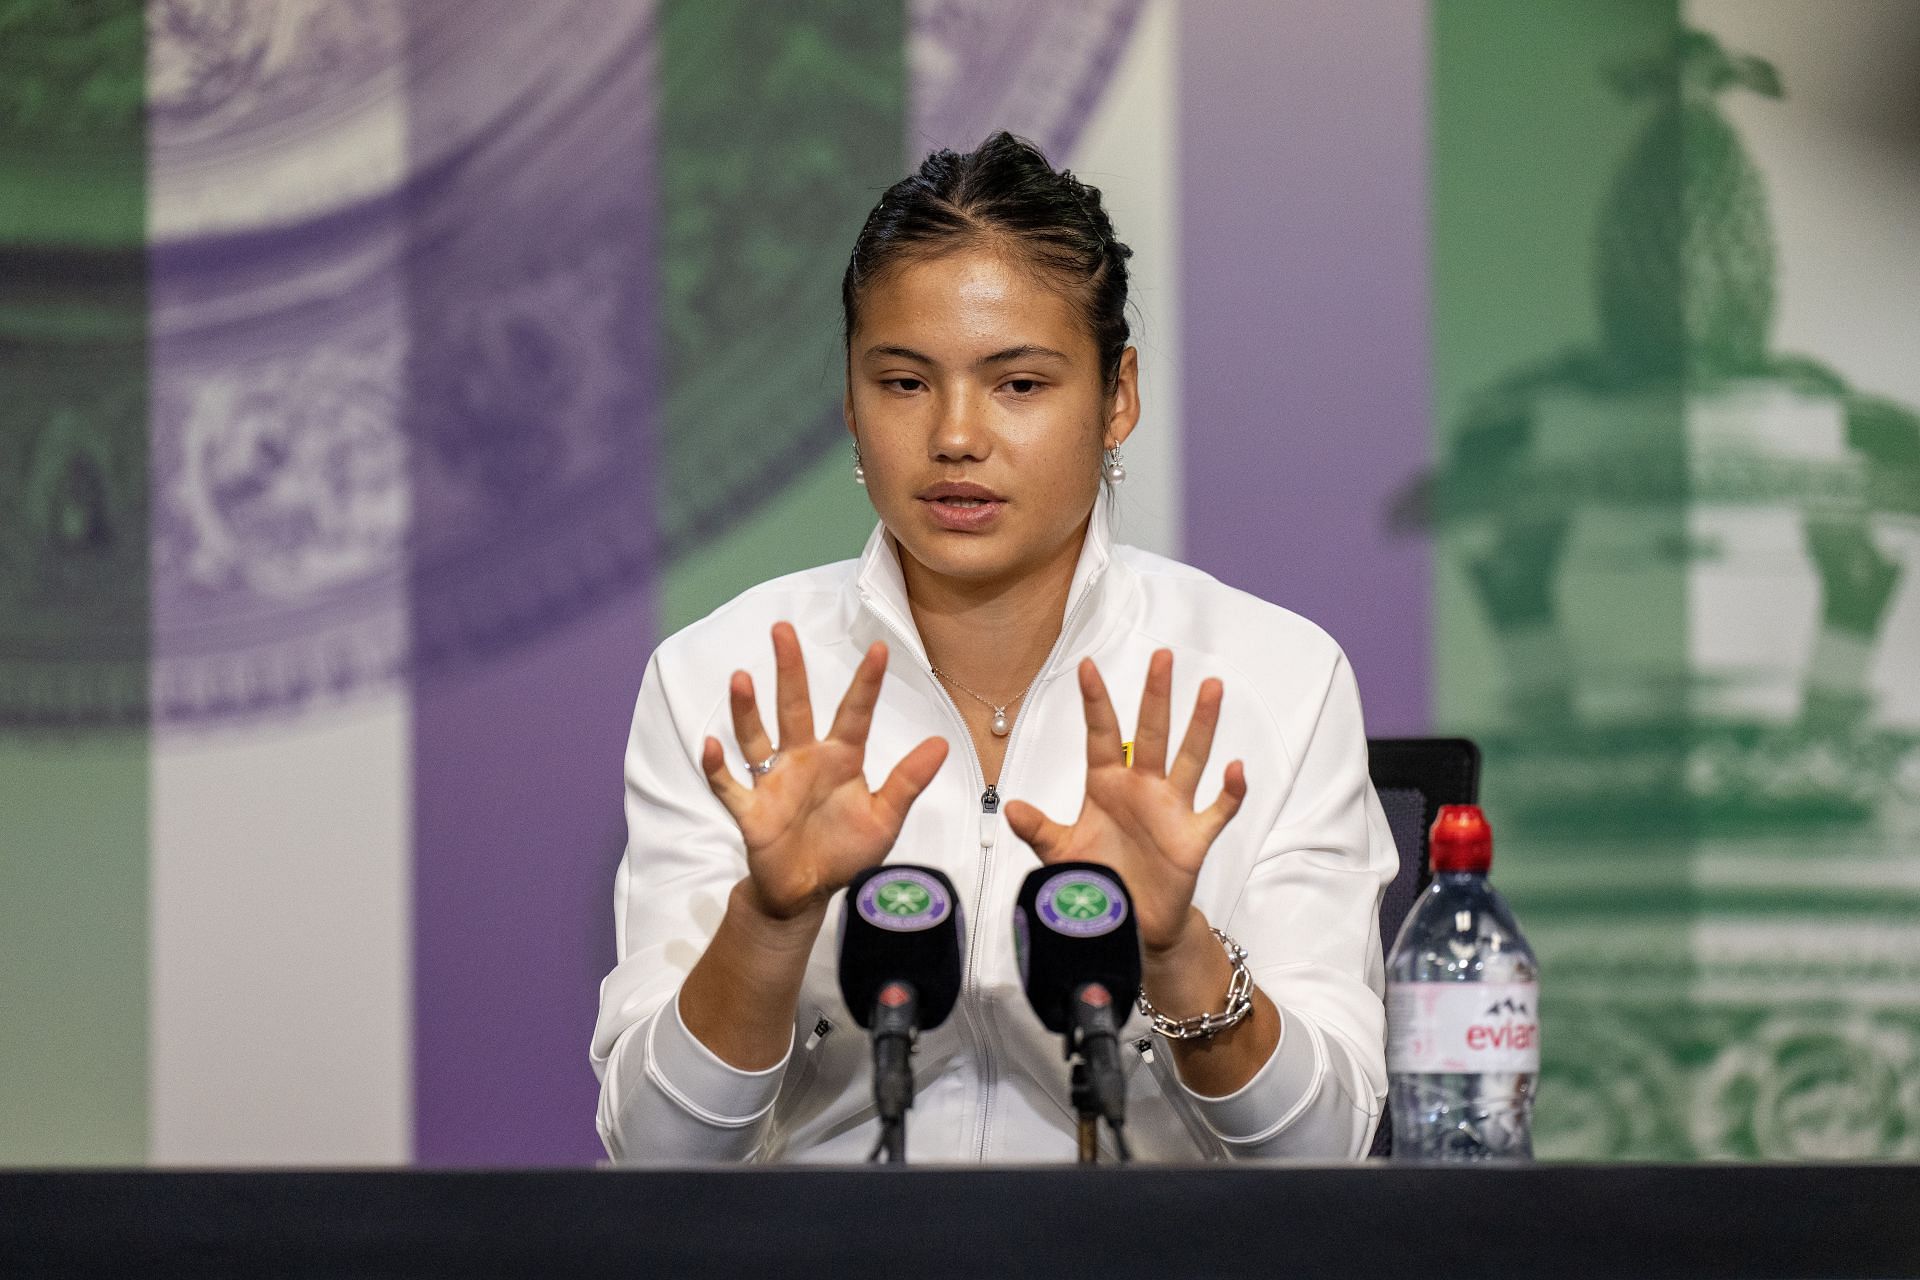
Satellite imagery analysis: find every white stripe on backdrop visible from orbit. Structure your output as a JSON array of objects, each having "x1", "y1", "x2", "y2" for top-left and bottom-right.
[
  {"x1": 1068, "y1": 0, "x2": 1183, "y2": 561},
  {"x1": 150, "y1": 703, "x2": 413, "y2": 1164},
  {"x1": 1689, "y1": 0, "x2": 1920, "y2": 728},
  {"x1": 146, "y1": 19, "x2": 415, "y2": 1163}
]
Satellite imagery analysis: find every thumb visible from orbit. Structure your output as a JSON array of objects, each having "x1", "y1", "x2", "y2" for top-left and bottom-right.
[{"x1": 1002, "y1": 799, "x2": 1071, "y2": 861}]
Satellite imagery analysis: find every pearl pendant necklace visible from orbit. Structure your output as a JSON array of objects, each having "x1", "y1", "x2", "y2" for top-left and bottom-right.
[{"x1": 931, "y1": 666, "x2": 1018, "y2": 737}]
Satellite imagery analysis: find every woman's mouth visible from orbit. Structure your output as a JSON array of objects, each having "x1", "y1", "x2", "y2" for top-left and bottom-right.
[{"x1": 918, "y1": 488, "x2": 1007, "y2": 531}]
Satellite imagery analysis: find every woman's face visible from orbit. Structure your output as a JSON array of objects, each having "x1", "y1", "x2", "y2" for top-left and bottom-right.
[{"x1": 844, "y1": 245, "x2": 1138, "y2": 593}]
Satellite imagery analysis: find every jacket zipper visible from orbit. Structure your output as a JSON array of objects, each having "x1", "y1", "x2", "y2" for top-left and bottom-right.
[
  {"x1": 861, "y1": 605, "x2": 1001, "y2": 1159},
  {"x1": 967, "y1": 579, "x2": 1103, "y2": 1160},
  {"x1": 861, "y1": 568, "x2": 1105, "y2": 1161}
]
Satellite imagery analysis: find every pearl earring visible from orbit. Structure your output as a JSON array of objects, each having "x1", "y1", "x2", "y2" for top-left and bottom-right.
[
  {"x1": 852, "y1": 443, "x2": 866, "y2": 486},
  {"x1": 1103, "y1": 446, "x2": 1126, "y2": 484}
]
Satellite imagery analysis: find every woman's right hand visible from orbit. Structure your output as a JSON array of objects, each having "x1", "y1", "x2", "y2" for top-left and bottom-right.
[{"x1": 701, "y1": 622, "x2": 949, "y2": 922}]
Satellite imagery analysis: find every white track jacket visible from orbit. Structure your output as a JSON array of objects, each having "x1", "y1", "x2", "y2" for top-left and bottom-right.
[{"x1": 592, "y1": 495, "x2": 1397, "y2": 1163}]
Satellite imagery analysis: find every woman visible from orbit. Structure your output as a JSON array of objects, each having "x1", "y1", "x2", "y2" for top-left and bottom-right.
[{"x1": 591, "y1": 133, "x2": 1396, "y2": 1162}]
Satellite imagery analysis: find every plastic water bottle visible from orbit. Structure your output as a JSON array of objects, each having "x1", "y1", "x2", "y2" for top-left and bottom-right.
[{"x1": 1385, "y1": 804, "x2": 1539, "y2": 1160}]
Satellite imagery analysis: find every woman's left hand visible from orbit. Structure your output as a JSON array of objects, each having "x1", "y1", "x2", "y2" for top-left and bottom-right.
[{"x1": 1003, "y1": 650, "x2": 1247, "y2": 953}]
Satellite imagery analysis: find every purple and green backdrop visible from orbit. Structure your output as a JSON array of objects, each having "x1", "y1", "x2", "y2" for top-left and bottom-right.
[{"x1": 3, "y1": 0, "x2": 1915, "y2": 1166}]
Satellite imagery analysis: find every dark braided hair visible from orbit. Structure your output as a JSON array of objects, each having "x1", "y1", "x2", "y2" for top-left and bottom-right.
[{"x1": 842, "y1": 131, "x2": 1134, "y2": 394}]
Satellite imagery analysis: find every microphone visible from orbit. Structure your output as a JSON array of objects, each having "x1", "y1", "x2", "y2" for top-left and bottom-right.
[
  {"x1": 837, "y1": 864, "x2": 963, "y2": 1163},
  {"x1": 1013, "y1": 862, "x2": 1142, "y2": 1161}
]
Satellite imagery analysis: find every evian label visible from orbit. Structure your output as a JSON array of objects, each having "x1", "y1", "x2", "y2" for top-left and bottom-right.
[{"x1": 1388, "y1": 982, "x2": 1540, "y2": 1073}]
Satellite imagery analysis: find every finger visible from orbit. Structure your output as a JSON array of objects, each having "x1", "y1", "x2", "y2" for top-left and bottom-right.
[
  {"x1": 1169, "y1": 676, "x2": 1225, "y2": 803},
  {"x1": 1131, "y1": 649, "x2": 1174, "y2": 775},
  {"x1": 729, "y1": 670, "x2": 774, "y2": 766},
  {"x1": 1077, "y1": 659, "x2": 1127, "y2": 768},
  {"x1": 1003, "y1": 799, "x2": 1074, "y2": 863},
  {"x1": 827, "y1": 641, "x2": 887, "y2": 749},
  {"x1": 1199, "y1": 758, "x2": 1248, "y2": 842},
  {"x1": 770, "y1": 621, "x2": 816, "y2": 746},
  {"x1": 700, "y1": 735, "x2": 749, "y2": 820},
  {"x1": 872, "y1": 736, "x2": 949, "y2": 827}
]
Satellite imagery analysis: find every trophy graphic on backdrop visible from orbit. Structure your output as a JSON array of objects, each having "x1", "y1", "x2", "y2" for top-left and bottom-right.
[
  {"x1": 1413, "y1": 26, "x2": 1920, "y2": 1160},
  {"x1": 1426, "y1": 30, "x2": 1920, "y2": 829},
  {"x1": 0, "y1": 0, "x2": 1141, "y2": 728}
]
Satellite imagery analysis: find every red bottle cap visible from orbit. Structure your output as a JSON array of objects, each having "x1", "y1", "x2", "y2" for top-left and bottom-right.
[{"x1": 1429, "y1": 804, "x2": 1492, "y2": 873}]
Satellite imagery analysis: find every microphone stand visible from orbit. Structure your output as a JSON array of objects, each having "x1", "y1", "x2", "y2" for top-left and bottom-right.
[
  {"x1": 867, "y1": 981, "x2": 917, "y2": 1164},
  {"x1": 1070, "y1": 1061, "x2": 1100, "y2": 1163},
  {"x1": 1066, "y1": 984, "x2": 1132, "y2": 1164}
]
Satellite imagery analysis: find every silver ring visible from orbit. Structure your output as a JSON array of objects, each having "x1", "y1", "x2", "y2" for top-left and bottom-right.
[{"x1": 748, "y1": 751, "x2": 780, "y2": 777}]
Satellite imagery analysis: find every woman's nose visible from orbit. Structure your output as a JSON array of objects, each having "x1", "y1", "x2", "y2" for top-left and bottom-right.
[{"x1": 929, "y1": 391, "x2": 988, "y2": 462}]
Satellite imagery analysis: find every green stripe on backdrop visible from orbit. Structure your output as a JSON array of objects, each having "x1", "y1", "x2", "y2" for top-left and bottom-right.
[
  {"x1": 657, "y1": 0, "x2": 904, "y2": 634},
  {"x1": 0, "y1": 1, "x2": 149, "y2": 1163},
  {"x1": 1432, "y1": 0, "x2": 1695, "y2": 1159},
  {"x1": 1431, "y1": 0, "x2": 1684, "y2": 735}
]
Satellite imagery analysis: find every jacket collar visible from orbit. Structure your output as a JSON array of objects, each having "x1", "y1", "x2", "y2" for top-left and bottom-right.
[{"x1": 852, "y1": 486, "x2": 1126, "y2": 678}]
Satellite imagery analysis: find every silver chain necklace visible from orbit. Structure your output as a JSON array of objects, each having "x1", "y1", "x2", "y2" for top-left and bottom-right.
[{"x1": 929, "y1": 665, "x2": 1024, "y2": 737}]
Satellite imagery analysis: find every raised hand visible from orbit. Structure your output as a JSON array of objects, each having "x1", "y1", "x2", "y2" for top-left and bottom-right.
[
  {"x1": 1003, "y1": 650, "x2": 1246, "y2": 953},
  {"x1": 701, "y1": 622, "x2": 949, "y2": 922}
]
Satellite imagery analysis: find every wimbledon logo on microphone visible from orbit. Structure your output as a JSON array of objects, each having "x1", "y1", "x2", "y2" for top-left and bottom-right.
[
  {"x1": 857, "y1": 870, "x2": 952, "y2": 933},
  {"x1": 1037, "y1": 870, "x2": 1128, "y2": 938}
]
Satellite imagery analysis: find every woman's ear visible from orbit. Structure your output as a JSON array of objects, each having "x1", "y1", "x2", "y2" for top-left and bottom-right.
[
  {"x1": 1104, "y1": 346, "x2": 1141, "y2": 449},
  {"x1": 843, "y1": 388, "x2": 857, "y2": 440}
]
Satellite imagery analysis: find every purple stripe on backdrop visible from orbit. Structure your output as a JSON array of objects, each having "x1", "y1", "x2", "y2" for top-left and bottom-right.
[
  {"x1": 411, "y1": 594, "x2": 648, "y2": 1164},
  {"x1": 1178, "y1": 0, "x2": 1432, "y2": 734},
  {"x1": 406, "y1": 1, "x2": 658, "y2": 1165}
]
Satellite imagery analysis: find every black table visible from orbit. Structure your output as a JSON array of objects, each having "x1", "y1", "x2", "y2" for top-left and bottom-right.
[{"x1": 4, "y1": 1164, "x2": 1916, "y2": 1279}]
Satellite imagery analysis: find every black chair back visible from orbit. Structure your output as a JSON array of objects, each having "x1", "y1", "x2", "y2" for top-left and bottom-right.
[{"x1": 1364, "y1": 736, "x2": 1480, "y2": 1158}]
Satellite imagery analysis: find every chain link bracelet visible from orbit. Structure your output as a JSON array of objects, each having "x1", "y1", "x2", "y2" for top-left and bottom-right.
[{"x1": 1135, "y1": 927, "x2": 1254, "y2": 1040}]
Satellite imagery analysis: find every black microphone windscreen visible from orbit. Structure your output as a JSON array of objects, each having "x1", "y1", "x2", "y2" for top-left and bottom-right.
[
  {"x1": 1012, "y1": 862, "x2": 1143, "y2": 1035},
  {"x1": 837, "y1": 864, "x2": 964, "y2": 1030}
]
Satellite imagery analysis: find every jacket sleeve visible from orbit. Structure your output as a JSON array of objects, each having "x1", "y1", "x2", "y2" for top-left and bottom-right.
[
  {"x1": 1178, "y1": 645, "x2": 1396, "y2": 1159},
  {"x1": 589, "y1": 650, "x2": 792, "y2": 1164}
]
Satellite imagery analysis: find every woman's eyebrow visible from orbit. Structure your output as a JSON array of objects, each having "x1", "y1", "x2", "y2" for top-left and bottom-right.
[
  {"x1": 977, "y1": 345, "x2": 1069, "y2": 366},
  {"x1": 862, "y1": 344, "x2": 934, "y2": 364}
]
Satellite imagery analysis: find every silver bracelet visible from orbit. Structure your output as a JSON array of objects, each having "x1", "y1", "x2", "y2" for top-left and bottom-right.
[{"x1": 1135, "y1": 927, "x2": 1254, "y2": 1040}]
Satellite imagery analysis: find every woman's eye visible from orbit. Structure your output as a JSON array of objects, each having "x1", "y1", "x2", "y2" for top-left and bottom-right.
[
  {"x1": 883, "y1": 377, "x2": 925, "y2": 393},
  {"x1": 1004, "y1": 378, "x2": 1040, "y2": 396}
]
